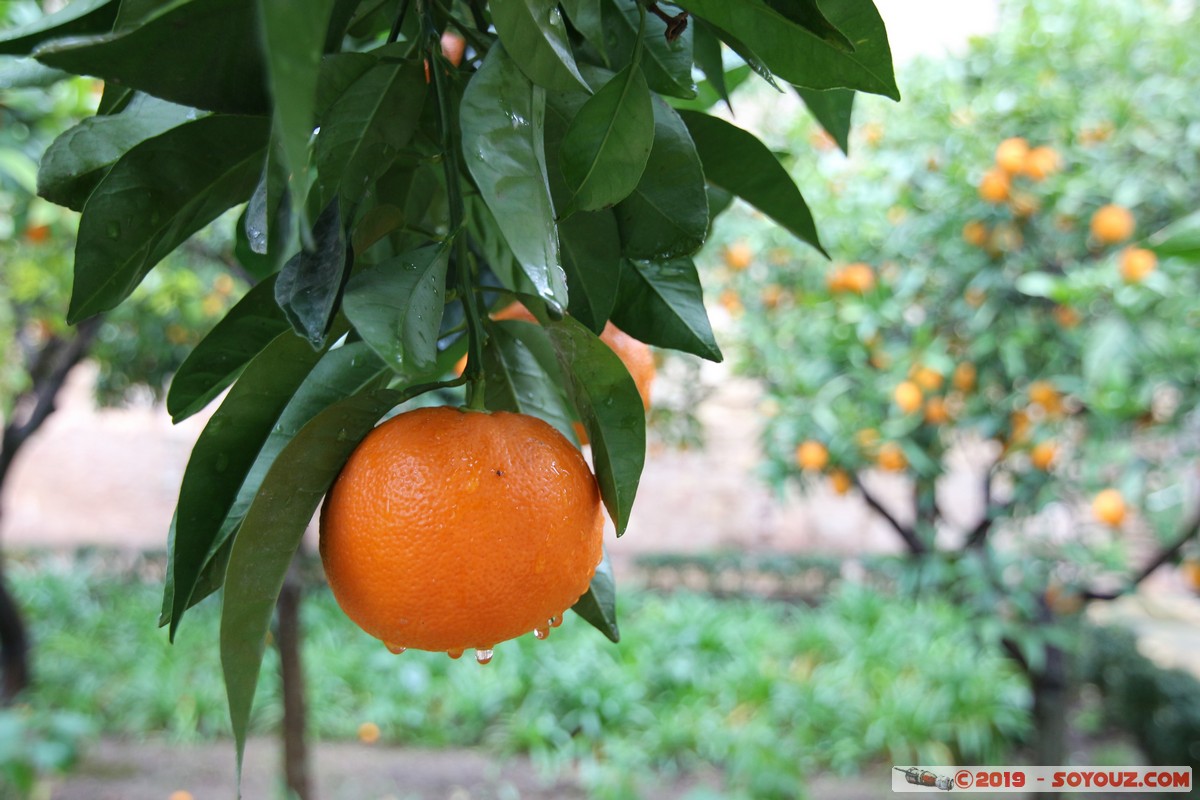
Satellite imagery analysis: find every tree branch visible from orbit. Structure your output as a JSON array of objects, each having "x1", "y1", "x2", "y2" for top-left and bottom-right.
[
  {"x1": 854, "y1": 476, "x2": 926, "y2": 554},
  {"x1": 1083, "y1": 505, "x2": 1200, "y2": 602}
]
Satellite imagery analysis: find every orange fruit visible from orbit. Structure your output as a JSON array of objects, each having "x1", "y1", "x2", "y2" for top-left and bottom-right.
[
  {"x1": 856, "y1": 428, "x2": 881, "y2": 454},
  {"x1": 358, "y1": 722, "x2": 381, "y2": 744},
  {"x1": 723, "y1": 240, "x2": 754, "y2": 271},
  {"x1": 795, "y1": 440, "x2": 829, "y2": 471},
  {"x1": 424, "y1": 31, "x2": 466, "y2": 82},
  {"x1": 1091, "y1": 489, "x2": 1126, "y2": 527},
  {"x1": 1009, "y1": 409, "x2": 1031, "y2": 445},
  {"x1": 911, "y1": 365, "x2": 944, "y2": 392},
  {"x1": 1021, "y1": 146, "x2": 1061, "y2": 180},
  {"x1": 893, "y1": 381, "x2": 923, "y2": 415},
  {"x1": 994, "y1": 137, "x2": 1030, "y2": 174},
  {"x1": 320, "y1": 406, "x2": 604, "y2": 654},
  {"x1": 719, "y1": 288, "x2": 744, "y2": 316},
  {"x1": 923, "y1": 397, "x2": 950, "y2": 425},
  {"x1": 1009, "y1": 191, "x2": 1040, "y2": 217},
  {"x1": 830, "y1": 469, "x2": 853, "y2": 495},
  {"x1": 168, "y1": 792, "x2": 194, "y2": 800},
  {"x1": 760, "y1": 284, "x2": 785, "y2": 309},
  {"x1": 1090, "y1": 204, "x2": 1135, "y2": 245},
  {"x1": 1119, "y1": 247, "x2": 1157, "y2": 283},
  {"x1": 24, "y1": 223, "x2": 51, "y2": 244},
  {"x1": 1181, "y1": 559, "x2": 1200, "y2": 592},
  {"x1": 978, "y1": 168, "x2": 1011, "y2": 203},
  {"x1": 952, "y1": 362, "x2": 977, "y2": 392},
  {"x1": 1030, "y1": 440, "x2": 1057, "y2": 470},
  {"x1": 1028, "y1": 380, "x2": 1062, "y2": 414},
  {"x1": 1053, "y1": 305, "x2": 1081, "y2": 328},
  {"x1": 962, "y1": 220, "x2": 988, "y2": 247},
  {"x1": 876, "y1": 442, "x2": 907, "y2": 472}
]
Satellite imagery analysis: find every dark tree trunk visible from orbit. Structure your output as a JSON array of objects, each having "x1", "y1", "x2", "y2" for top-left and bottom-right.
[
  {"x1": 277, "y1": 564, "x2": 313, "y2": 800},
  {"x1": 1030, "y1": 642, "x2": 1069, "y2": 800},
  {"x1": 0, "y1": 317, "x2": 103, "y2": 702}
]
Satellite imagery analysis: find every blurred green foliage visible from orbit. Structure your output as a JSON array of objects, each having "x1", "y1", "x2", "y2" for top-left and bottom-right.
[
  {"x1": 709, "y1": 0, "x2": 1200, "y2": 611},
  {"x1": 0, "y1": 705, "x2": 92, "y2": 800},
  {"x1": 11, "y1": 553, "x2": 1028, "y2": 799}
]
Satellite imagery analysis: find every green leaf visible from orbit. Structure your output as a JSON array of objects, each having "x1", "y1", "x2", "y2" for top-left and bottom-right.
[
  {"x1": 698, "y1": 19, "x2": 782, "y2": 93},
  {"x1": 258, "y1": 0, "x2": 336, "y2": 217},
  {"x1": 673, "y1": 0, "x2": 899, "y2": 99},
  {"x1": 38, "y1": 94, "x2": 202, "y2": 212},
  {"x1": 0, "y1": 56, "x2": 70, "y2": 89},
  {"x1": 614, "y1": 96, "x2": 708, "y2": 259},
  {"x1": 0, "y1": 0, "x2": 117, "y2": 56},
  {"x1": 602, "y1": 0, "x2": 695, "y2": 99},
  {"x1": 275, "y1": 199, "x2": 348, "y2": 348},
  {"x1": 544, "y1": 316, "x2": 645, "y2": 535},
  {"x1": 460, "y1": 44, "x2": 567, "y2": 308},
  {"x1": 1014, "y1": 272, "x2": 1064, "y2": 300},
  {"x1": 491, "y1": 0, "x2": 589, "y2": 92},
  {"x1": 559, "y1": 62, "x2": 654, "y2": 215},
  {"x1": 169, "y1": 330, "x2": 326, "y2": 637},
  {"x1": 611, "y1": 257, "x2": 721, "y2": 361},
  {"x1": 68, "y1": 114, "x2": 268, "y2": 323},
  {"x1": 343, "y1": 243, "x2": 450, "y2": 373},
  {"x1": 166, "y1": 276, "x2": 290, "y2": 423},
  {"x1": 678, "y1": 109, "x2": 825, "y2": 255},
  {"x1": 314, "y1": 56, "x2": 427, "y2": 209},
  {"x1": 1148, "y1": 210, "x2": 1200, "y2": 260},
  {"x1": 176, "y1": 342, "x2": 389, "y2": 619},
  {"x1": 794, "y1": 86, "x2": 854, "y2": 154},
  {"x1": 571, "y1": 549, "x2": 619, "y2": 642},
  {"x1": 690, "y1": 22, "x2": 730, "y2": 110},
  {"x1": 35, "y1": 0, "x2": 268, "y2": 114},
  {"x1": 221, "y1": 385, "x2": 402, "y2": 776},
  {"x1": 764, "y1": 0, "x2": 853, "y2": 51},
  {"x1": 483, "y1": 320, "x2": 577, "y2": 441},
  {"x1": 559, "y1": 209, "x2": 621, "y2": 333},
  {"x1": 560, "y1": 0, "x2": 607, "y2": 65},
  {"x1": 244, "y1": 141, "x2": 296, "y2": 276}
]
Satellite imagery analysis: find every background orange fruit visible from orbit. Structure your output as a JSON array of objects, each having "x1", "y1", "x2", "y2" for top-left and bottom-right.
[
  {"x1": 320, "y1": 406, "x2": 604, "y2": 654},
  {"x1": 1090, "y1": 204, "x2": 1135, "y2": 244},
  {"x1": 876, "y1": 443, "x2": 908, "y2": 472},
  {"x1": 978, "y1": 168, "x2": 1011, "y2": 203},
  {"x1": 994, "y1": 137, "x2": 1029, "y2": 173},
  {"x1": 1119, "y1": 247, "x2": 1157, "y2": 283},
  {"x1": 893, "y1": 381, "x2": 923, "y2": 414},
  {"x1": 795, "y1": 440, "x2": 829, "y2": 471},
  {"x1": 1091, "y1": 488, "x2": 1127, "y2": 527}
]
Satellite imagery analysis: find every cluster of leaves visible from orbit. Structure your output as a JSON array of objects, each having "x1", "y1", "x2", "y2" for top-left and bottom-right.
[
  {"x1": 0, "y1": 34, "x2": 239, "y2": 417},
  {"x1": 2, "y1": 0, "x2": 901, "y2": 761},
  {"x1": 714, "y1": 0, "x2": 1200, "y2": 613},
  {"x1": 11, "y1": 554, "x2": 1028, "y2": 800}
]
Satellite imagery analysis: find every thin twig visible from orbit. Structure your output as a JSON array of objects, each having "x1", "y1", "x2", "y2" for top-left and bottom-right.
[
  {"x1": 1083, "y1": 506, "x2": 1200, "y2": 601},
  {"x1": 855, "y1": 476, "x2": 926, "y2": 554}
]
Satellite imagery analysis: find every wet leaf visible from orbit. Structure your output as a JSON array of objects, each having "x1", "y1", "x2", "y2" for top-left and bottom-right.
[
  {"x1": 795, "y1": 86, "x2": 854, "y2": 154},
  {"x1": 491, "y1": 0, "x2": 589, "y2": 91},
  {"x1": 275, "y1": 198, "x2": 348, "y2": 348},
  {"x1": 572, "y1": 549, "x2": 619, "y2": 642},
  {"x1": 0, "y1": 0, "x2": 116, "y2": 56},
  {"x1": 611, "y1": 257, "x2": 721, "y2": 361},
  {"x1": 68, "y1": 114, "x2": 268, "y2": 323},
  {"x1": 483, "y1": 320, "x2": 577, "y2": 441}
]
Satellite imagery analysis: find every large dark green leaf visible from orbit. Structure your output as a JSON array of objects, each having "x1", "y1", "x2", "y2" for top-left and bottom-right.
[
  {"x1": 559, "y1": 209, "x2": 621, "y2": 333},
  {"x1": 697, "y1": 18, "x2": 782, "y2": 94},
  {"x1": 602, "y1": 0, "x2": 695, "y2": 99},
  {"x1": 68, "y1": 114, "x2": 268, "y2": 323},
  {"x1": 491, "y1": 0, "x2": 589, "y2": 92},
  {"x1": 571, "y1": 549, "x2": 618, "y2": 642},
  {"x1": 168, "y1": 330, "x2": 326, "y2": 637},
  {"x1": 221, "y1": 386, "x2": 403, "y2": 773},
  {"x1": 673, "y1": 0, "x2": 899, "y2": 99},
  {"x1": 560, "y1": 0, "x2": 607, "y2": 65},
  {"x1": 166, "y1": 276, "x2": 290, "y2": 423},
  {"x1": 275, "y1": 199, "x2": 348, "y2": 348},
  {"x1": 0, "y1": 0, "x2": 117, "y2": 56},
  {"x1": 679, "y1": 110, "x2": 825, "y2": 255},
  {"x1": 258, "y1": 0, "x2": 336, "y2": 213},
  {"x1": 544, "y1": 316, "x2": 645, "y2": 535},
  {"x1": 35, "y1": 0, "x2": 268, "y2": 114},
  {"x1": 483, "y1": 320, "x2": 577, "y2": 441},
  {"x1": 690, "y1": 22, "x2": 730, "y2": 110},
  {"x1": 343, "y1": 243, "x2": 449, "y2": 373},
  {"x1": 38, "y1": 94, "x2": 201, "y2": 211},
  {"x1": 314, "y1": 56, "x2": 427, "y2": 209},
  {"x1": 611, "y1": 257, "x2": 721, "y2": 361},
  {"x1": 559, "y1": 62, "x2": 654, "y2": 216},
  {"x1": 795, "y1": 86, "x2": 854, "y2": 154},
  {"x1": 243, "y1": 137, "x2": 296, "y2": 277},
  {"x1": 614, "y1": 96, "x2": 707, "y2": 259},
  {"x1": 460, "y1": 45, "x2": 567, "y2": 308},
  {"x1": 764, "y1": 0, "x2": 853, "y2": 51}
]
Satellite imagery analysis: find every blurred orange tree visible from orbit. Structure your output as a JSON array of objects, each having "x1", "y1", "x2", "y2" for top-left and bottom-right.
[{"x1": 715, "y1": 0, "x2": 1200, "y2": 766}]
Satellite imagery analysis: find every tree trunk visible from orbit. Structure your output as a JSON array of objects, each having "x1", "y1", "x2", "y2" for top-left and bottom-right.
[
  {"x1": 1030, "y1": 643, "x2": 1069, "y2": 800},
  {"x1": 277, "y1": 564, "x2": 313, "y2": 800},
  {"x1": 0, "y1": 568, "x2": 28, "y2": 703}
]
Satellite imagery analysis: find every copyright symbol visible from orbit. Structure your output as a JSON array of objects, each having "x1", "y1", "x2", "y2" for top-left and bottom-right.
[{"x1": 955, "y1": 770, "x2": 974, "y2": 788}]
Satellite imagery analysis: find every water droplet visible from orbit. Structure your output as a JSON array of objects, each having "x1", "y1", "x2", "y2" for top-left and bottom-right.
[
  {"x1": 447, "y1": 649, "x2": 464, "y2": 659},
  {"x1": 475, "y1": 648, "x2": 494, "y2": 665},
  {"x1": 105, "y1": 221, "x2": 121, "y2": 239},
  {"x1": 384, "y1": 642, "x2": 407, "y2": 655},
  {"x1": 336, "y1": 429, "x2": 351, "y2": 442},
  {"x1": 550, "y1": 615, "x2": 563, "y2": 628},
  {"x1": 533, "y1": 627, "x2": 549, "y2": 640}
]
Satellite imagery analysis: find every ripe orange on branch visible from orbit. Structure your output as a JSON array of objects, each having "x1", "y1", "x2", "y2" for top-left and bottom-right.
[
  {"x1": 893, "y1": 380, "x2": 923, "y2": 415},
  {"x1": 1090, "y1": 204, "x2": 1135, "y2": 245},
  {"x1": 994, "y1": 137, "x2": 1029, "y2": 174},
  {"x1": 1119, "y1": 247, "x2": 1157, "y2": 283},
  {"x1": 1091, "y1": 488, "x2": 1127, "y2": 527},
  {"x1": 320, "y1": 407, "x2": 605, "y2": 656},
  {"x1": 795, "y1": 440, "x2": 829, "y2": 471}
]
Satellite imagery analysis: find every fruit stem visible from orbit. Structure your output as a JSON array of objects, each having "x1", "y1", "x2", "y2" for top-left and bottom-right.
[{"x1": 425, "y1": 2, "x2": 487, "y2": 410}]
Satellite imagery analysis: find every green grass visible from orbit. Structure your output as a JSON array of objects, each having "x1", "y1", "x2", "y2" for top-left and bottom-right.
[{"x1": 9, "y1": 552, "x2": 1030, "y2": 799}]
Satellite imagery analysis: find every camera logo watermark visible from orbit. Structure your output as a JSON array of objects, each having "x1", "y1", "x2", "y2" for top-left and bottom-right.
[{"x1": 892, "y1": 766, "x2": 1192, "y2": 792}]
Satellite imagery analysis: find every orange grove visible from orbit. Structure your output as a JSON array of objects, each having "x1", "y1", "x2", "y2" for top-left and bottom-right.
[{"x1": 320, "y1": 406, "x2": 605, "y2": 654}]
